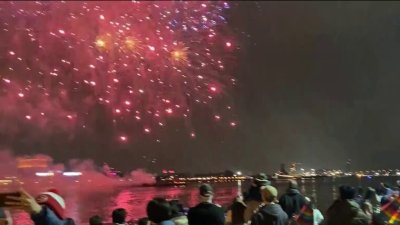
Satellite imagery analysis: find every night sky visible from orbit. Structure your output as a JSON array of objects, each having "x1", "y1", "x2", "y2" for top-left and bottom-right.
[{"x1": 5, "y1": 2, "x2": 400, "y2": 174}]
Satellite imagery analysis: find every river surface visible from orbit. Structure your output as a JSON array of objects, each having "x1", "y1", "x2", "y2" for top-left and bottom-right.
[{"x1": 7, "y1": 176, "x2": 400, "y2": 225}]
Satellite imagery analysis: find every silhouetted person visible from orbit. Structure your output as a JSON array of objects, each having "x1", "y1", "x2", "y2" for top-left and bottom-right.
[
  {"x1": 226, "y1": 196, "x2": 247, "y2": 225},
  {"x1": 362, "y1": 187, "x2": 381, "y2": 216},
  {"x1": 146, "y1": 197, "x2": 174, "y2": 225},
  {"x1": 137, "y1": 217, "x2": 150, "y2": 225},
  {"x1": 278, "y1": 180, "x2": 306, "y2": 219},
  {"x1": 355, "y1": 186, "x2": 364, "y2": 205},
  {"x1": 326, "y1": 185, "x2": 370, "y2": 225},
  {"x1": 244, "y1": 173, "x2": 271, "y2": 222},
  {"x1": 295, "y1": 197, "x2": 324, "y2": 225},
  {"x1": 169, "y1": 199, "x2": 188, "y2": 225},
  {"x1": 250, "y1": 185, "x2": 288, "y2": 225},
  {"x1": 188, "y1": 184, "x2": 225, "y2": 225},
  {"x1": 89, "y1": 215, "x2": 103, "y2": 225},
  {"x1": 112, "y1": 208, "x2": 127, "y2": 225},
  {"x1": 372, "y1": 197, "x2": 390, "y2": 225}
]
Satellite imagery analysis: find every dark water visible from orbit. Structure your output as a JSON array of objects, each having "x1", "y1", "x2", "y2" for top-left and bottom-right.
[{"x1": 10, "y1": 176, "x2": 400, "y2": 225}]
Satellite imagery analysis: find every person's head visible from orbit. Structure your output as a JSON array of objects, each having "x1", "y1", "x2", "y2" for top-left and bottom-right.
[
  {"x1": 169, "y1": 199, "x2": 184, "y2": 218},
  {"x1": 260, "y1": 185, "x2": 278, "y2": 203},
  {"x1": 35, "y1": 189, "x2": 66, "y2": 220},
  {"x1": 304, "y1": 196, "x2": 316, "y2": 209},
  {"x1": 288, "y1": 180, "x2": 298, "y2": 189},
  {"x1": 112, "y1": 208, "x2": 127, "y2": 224},
  {"x1": 137, "y1": 217, "x2": 150, "y2": 225},
  {"x1": 65, "y1": 218, "x2": 75, "y2": 225},
  {"x1": 146, "y1": 197, "x2": 172, "y2": 223},
  {"x1": 253, "y1": 173, "x2": 270, "y2": 187},
  {"x1": 199, "y1": 183, "x2": 213, "y2": 202},
  {"x1": 339, "y1": 185, "x2": 356, "y2": 200},
  {"x1": 89, "y1": 215, "x2": 103, "y2": 225}
]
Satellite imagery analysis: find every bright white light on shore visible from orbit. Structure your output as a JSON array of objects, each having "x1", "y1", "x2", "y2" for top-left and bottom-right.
[
  {"x1": 236, "y1": 171, "x2": 242, "y2": 176},
  {"x1": 63, "y1": 172, "x2": 82, "y2": 177},
  {"x1": 35, "y1": 172, "x2": 54, "y2": 177}
]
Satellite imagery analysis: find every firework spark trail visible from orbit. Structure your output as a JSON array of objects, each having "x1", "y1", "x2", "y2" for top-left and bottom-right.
[{"x1": 0, "y1": 1, "x2": 237, "y2": 143}]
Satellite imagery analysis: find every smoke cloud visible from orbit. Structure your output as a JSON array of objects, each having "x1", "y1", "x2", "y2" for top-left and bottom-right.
[{"x1": 0, "y1": 150, "x2": 156, "y2": 193}]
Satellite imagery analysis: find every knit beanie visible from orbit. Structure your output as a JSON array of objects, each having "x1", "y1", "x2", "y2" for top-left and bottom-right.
[{"x1": 35, "y1": 189, "x2": 65, "y2": 219}]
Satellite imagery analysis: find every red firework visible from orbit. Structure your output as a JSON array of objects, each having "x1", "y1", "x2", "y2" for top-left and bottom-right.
[{"x1": 0, "y1": 1, "x2": 237, "y2": 143}]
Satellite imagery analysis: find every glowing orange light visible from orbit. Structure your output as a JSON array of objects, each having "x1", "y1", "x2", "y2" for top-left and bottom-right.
[
  {"x1": 95, "y1": 34, "x2": 112, "y2": 50},
  {"x1": 124, "y1": 37, "x2": 137, "y2": 50},
  {"x1": 171, "y1": 45, "x2": 188, "y2": 63},
  {"x1": 95, "y1": 39, "x2": 106, "y2": 48}
]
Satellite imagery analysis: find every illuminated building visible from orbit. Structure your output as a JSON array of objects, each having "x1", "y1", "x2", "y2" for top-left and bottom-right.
[{"x1": 16, "y1": 157, "x2": 50, "y2": 176}]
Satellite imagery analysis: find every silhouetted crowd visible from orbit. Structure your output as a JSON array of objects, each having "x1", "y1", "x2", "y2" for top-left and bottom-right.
[{"x1": 2, "y1": 174, "x2": 400, "y2": 225}]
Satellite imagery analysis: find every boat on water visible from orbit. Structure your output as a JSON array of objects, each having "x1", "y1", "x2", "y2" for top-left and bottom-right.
[
  {"x1": 270, "y1": 173, "x2": 298, "y2": 181},
  {"x1": 154, "y1": 174, "x2": 250, "y2": 187},
  {"x1": 269, "y1": 173, "x2": 328, "y2": 181}
]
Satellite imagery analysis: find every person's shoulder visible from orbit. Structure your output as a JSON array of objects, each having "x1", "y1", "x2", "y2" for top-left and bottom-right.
[
  {"x1": 214, "y1": 203, "x2": 222, "y2": 207},
  {"x1": 206, "y1": 203, "x2": 223, "y2": 210},
  {"x1": 188, "y1": 205, "x2": 197, "y2": 212}
]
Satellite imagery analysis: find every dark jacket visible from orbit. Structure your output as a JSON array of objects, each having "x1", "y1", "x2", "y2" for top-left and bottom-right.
[
  {"x1": 250, "y1": 203, "x2": 289, "y2": 225},
  {"x1": 188, "y1": 202, "x2": 225, "y2": 225},
  {"x1": 31, "y1": 206, "x2": 67, "y2": 225},
  {"x1": 326, "y1": 199, "x2": 370, "y2": 225},
  {"x1": 244, "y1": 185, "x2": 264, "y2": 222},
  {"x1": 278, "y1": 188, "x2": 306, "y2": 218},
  {"x1": 230, "y1": 201, "x2": 246, "y2": 225}
]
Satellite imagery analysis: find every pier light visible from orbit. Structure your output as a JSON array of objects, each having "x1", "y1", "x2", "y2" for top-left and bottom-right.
[
  {"x1": 35, "y1": 172, "x2": 54, "y2": 177},
  {"x1": 63, "y1": 172, "x2": 82, "y2": 177}
]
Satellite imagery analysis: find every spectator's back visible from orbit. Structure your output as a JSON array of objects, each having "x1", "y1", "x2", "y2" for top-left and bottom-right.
[
  {"x1": 188, "y1": 202, "x2": 225, "y2": 225},
  {"x1": 188, "y1": 184, "x2": 225, "y2": 225},
  {"x1": 278, "y1": 180, "x2": 306, "y2": 218}
]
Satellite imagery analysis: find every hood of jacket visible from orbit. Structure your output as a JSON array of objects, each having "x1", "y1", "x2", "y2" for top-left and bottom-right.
[
  {"x1": 259, "y1": 204, "x2": 286, "y2": 217},
  {"x1": 286, "y1": 188, "x2": 301, "y2": 196}
]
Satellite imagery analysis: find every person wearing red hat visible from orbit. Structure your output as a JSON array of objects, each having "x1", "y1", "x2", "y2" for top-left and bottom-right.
[{"x1": 5, "y1": 189, "x2": 68, "y2": 225}]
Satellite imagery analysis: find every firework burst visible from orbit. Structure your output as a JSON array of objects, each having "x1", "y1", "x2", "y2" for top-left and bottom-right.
[{"x1": 0, "y1": 1, "x2": 237, "y2": 143}]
